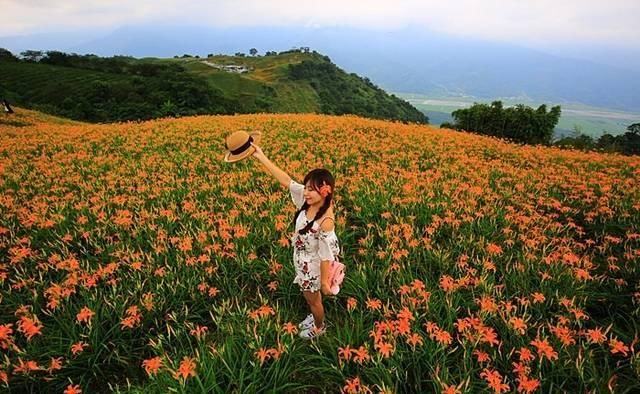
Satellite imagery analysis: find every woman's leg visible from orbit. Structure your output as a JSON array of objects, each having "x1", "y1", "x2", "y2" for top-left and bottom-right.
[{"x1": 302, "y1": 290, "x2": 324, "y2": 329}]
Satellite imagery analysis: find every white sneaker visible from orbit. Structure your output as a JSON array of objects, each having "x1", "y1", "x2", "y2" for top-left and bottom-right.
[
  {"x1": 298, "y1": 313, "x2": 314, "y2": 330},
  {"x1": 299, "y1": 323, "x2": 326, "y2": 340}
]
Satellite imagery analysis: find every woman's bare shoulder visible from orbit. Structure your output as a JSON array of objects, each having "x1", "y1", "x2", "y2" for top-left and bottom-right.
[{"x1": 318, "y1": 209, "x2": 336, "y2": 228}]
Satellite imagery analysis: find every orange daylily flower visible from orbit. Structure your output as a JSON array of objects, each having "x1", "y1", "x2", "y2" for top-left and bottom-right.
[
  {"x1": 17, "y1": 315, "x2": 42, "y2": 341},
  {"x1": 189, "y1": 325, "x2": 208, "y2": 339},
  {"x1": 584, "y1": 327, "x2": 607, "y2": 344},
  {"x1": 0, "y1": 323, "x2": 13, "y2": 349},
  {"x1": 486, "y1": 243, "x2": 503, "y2": 255},
  {"x1": 530, "y1": 338, "x2": 558, "y2": 361},
  {"x1": 474, "y1": 349, "x2": 491, "y2": 363},
  {"x1": 609, "y1": 337, "x2": 629, "y2": 357},
  {"x1": 338, "y1": 345, "x2": 354, "y2": 362},
  {"x1": 531, "y1": 292, "x2": 545, "y2": 304},
  {"x1": 441, "y1": 384, "x2": 462, "y2": 394},
  {"x1": 173, "y1": 356, "x2": 197, "y2": 380},
  {"x1": 516, "y1": 374, "x2": 540, "y2": 394},
  {"x1": 13, "y1": 358, "x2": 41, "y2": 374},
  {"x1": 479, "y1": 368, "x2": 510, "y2": 394},
  {"x1": 406, "y1": 333, "x2": 423, "y2": 348},
  {"x1": 509, "y1": 317, "x2": 527, "y2": 335},
  {"x1": 347, "y1": 297, "x2": 358, "y2": 312},
  {"x1": 282, "y1": 322, "x2": 298, "y2": 335},
  {"x1": 343, "y1": 376, "x2": 369, "y2": 394},
  {"x1": 255, "y1": 347, "x2": 271, "y2": 364},
  {"x1": 366, "y1": 298, "x2": 382, "y2": 311},
  {"x1": 352, "y1": 345, "x2": 370, "y2": 364},
  {"x1": 71, "y1": 341, "x2": 88, "y2": 355},
  {"x1": 516, "y1": 347, "x2": 535, "y2": 363},
  {"x1": 47, "y1": 357, "x2": 63, "y2": 374},
  {"x1": 64, "y1": 384, "x2": 82, "y2": 394},
  {"x1": 374, "y1": 341, "x2": 394, "y2": 358},
  {"x1": 142, "y1": 357, "x2": 163, "y2": 376},
  {"x1": 76, "y1": 307, "x2": 95, "y2": 325}
]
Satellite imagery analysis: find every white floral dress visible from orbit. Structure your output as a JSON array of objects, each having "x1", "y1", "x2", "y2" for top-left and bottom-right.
[{"x1": 289, "y1": 180, "x2": 341, "y2": 292}]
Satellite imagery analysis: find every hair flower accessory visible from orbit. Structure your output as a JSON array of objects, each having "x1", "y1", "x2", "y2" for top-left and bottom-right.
[{"x1": 319, "y1": 183, "x2": 332, "y2": 198}]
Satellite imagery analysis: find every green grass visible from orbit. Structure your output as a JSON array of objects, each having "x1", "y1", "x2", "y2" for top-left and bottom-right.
[
  {"x1": 0, "y1": 62, "x2": 130, "y2": 104},
  {"x1": 201, "y1": 71, "x2": 264, "y2": 97},
  {"x1": 269, "y1": 81, "x2": 320, "y2": 113}
]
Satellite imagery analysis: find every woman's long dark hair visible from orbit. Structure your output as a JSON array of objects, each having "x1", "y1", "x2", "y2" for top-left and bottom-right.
[{"x1": 292, "y1": 168, "x2": 335, "y2": 235}]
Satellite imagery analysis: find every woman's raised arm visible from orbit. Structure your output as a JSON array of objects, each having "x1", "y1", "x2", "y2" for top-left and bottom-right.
[{"x1": 251, "y1": 144, "x2": 292, "y2": 188}]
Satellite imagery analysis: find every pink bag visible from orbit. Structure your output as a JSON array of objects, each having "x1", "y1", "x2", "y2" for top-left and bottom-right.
[{"x1": 328, "y1": 260, "x2": 345, "y2": 295}]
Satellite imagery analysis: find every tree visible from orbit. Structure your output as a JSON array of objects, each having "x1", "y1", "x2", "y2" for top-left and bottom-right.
[
  {"x1": 596, "y1": 133, "x2": 618, "y2": 152},
  {"x1": 249, "y1": 48, "x2": 258, "y2": 56},
  {"x1": 20, "y1": 49, "x2": 43, "y2": 62},
  {"x1": 449, "y1": 101, "x2": 561, "y2": 145},
  {"x1": 627, "y1": 123, "x2": 640, "y2": 134},
  {"x1": 159, "y1": 99, "x2": 178, "y2": 117},
  {"x1": 42, "y1": 51, "x2": 71, "y2": 66},
  {"x1": 621, "y1": 129, "x2": 640, "y2": 155},
  {"x1": 0, "y1": 48, "x2": 17, "y2": 62}
]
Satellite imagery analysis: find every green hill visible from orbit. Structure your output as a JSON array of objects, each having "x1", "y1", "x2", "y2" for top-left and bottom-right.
[
  {"x1": 0, "y1": 50, "x2": 428, "y2": 124},
  {"x1": 0, "y1": 58, "x2": 237, "y2": 122}
]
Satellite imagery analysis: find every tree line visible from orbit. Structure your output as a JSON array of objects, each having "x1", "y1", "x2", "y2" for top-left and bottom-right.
[
  {"x1": 440, "y1": 100, "x2": 639, "y2": 155},
  {"x1": 441, "y1": 101, "x2": 561, "y2": 145},
  {"x1": 554, "y1": 124, "x2": 640, "y2": 155}
]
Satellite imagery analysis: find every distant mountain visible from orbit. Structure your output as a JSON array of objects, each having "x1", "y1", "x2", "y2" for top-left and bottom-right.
[{"x1": 3, "y1": 25, "x2": 639, "y2": 112}]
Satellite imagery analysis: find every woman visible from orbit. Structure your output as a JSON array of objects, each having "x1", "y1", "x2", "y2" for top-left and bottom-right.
[{"x1": 251, "y1": 144, "x2": 341, "y2": 340}]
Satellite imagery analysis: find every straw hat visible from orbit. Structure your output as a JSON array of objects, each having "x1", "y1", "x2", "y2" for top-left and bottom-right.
[{"x1": 223, "y1": 130, "x2": 262, "y2": 162}]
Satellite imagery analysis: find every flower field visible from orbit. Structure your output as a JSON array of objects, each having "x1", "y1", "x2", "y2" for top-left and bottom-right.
[{"x1": 1, "y1": 108, "x2": 639, "y2": 393}]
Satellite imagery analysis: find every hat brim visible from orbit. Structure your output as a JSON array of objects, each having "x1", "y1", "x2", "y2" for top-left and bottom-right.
[{"x1": 224, "y1": 132, "x2": 262, "y2": 163}]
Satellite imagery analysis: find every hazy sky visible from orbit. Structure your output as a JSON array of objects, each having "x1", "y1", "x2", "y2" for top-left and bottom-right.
[{"x1": 2, "y1": 0, "x2": 639, "y2": 49}]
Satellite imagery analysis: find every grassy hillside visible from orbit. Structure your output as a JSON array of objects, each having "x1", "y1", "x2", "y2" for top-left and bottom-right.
[
  {"x1": 168, "y1": 51, "x2": 427, "y2": 122},
  {"x1": 287, "y1": 57, "x2": 427, "y2": 123},
  {"x1": 0, "y1": 51, "x2": 427, "y2": 123},
  {"x1": 179, "y1": 57, "x2": 317, "y2": 114},
  {"x1": 181, "y1": 54, "x2": 322, "y2": 114},
  {"x1": 1, "y1": 107, "x2": 639, "y2": 392},
  {"x1": 0, "y1": 60, "x2": 235, "y2": 122},
  {"x1": 0, "y1": 61, "x2": 130, "y2": 105}
]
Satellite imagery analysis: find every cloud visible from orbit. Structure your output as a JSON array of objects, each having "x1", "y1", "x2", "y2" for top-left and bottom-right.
[{"x1": 1, "y1": 0, "x2": 638, "y2": 47}]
